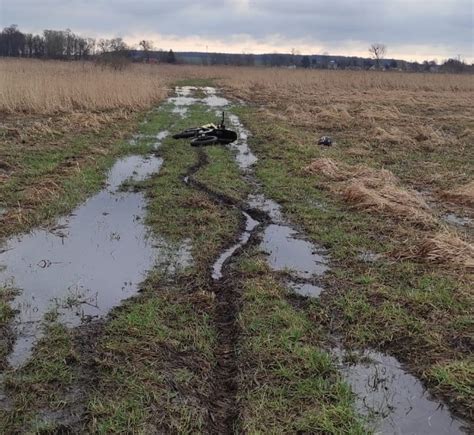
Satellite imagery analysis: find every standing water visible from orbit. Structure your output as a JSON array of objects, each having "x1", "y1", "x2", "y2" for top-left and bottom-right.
[
  {"x1": 335, "y1": 349, "x2": 469, "y2": 434},
  {"x1": 0, "y1": 155, "x2": 190, "y2": 367}
]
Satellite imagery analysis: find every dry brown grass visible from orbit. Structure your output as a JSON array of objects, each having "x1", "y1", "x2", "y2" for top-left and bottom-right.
[
  {"x1": 304, "y1": 158, "x2": 474, "y2": 269},
  {"x1": 216, "y1": 66, "x2": 473, "y2": 195},
  {"x1": 216, "y1": 65, "x2": 473, "y2": 271},
  {"x1": 442, "y1": 181, "x2": 474, "y2": 207},
  {"x1": 394, "y1": 231, "x2": 474, "y2": 271},
  {"x1": 341, "y1": 183, "x2": 435, "y2": 228},
  {"x1": 0, "y1": 59, "x2": 214, "y2": 114},
  {"x1": 305, "y1": 158, "x2": 436, "y2": 227}
]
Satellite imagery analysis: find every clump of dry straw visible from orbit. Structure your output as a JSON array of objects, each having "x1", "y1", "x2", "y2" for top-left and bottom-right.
[{"x1": 304, "y1": 158, "x2": 435, "y2": 227}]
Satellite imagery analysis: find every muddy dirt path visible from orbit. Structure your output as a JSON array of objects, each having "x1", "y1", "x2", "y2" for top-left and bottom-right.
[
  {"x1": 177, "y1": 86, "x2": 469, "y2": 434},
  {"x1": 183, "y1": 148, "x2": 264, "y2": 433},
  {"x1": 0, "y1": 86, "x2": 470, "y2": 433}
]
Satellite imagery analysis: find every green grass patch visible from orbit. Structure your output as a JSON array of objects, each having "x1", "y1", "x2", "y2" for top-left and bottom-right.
[
  {"x1": 0, "y1": 287, "x2": 18, "y2": 367},
  {"x1": 235, "y1": 251, "x2": 366, "y2": 433},
  {"x1": 0, "y1": 322, "x2": 76, "y2": 433},
  {"x1": 194, "y1": 144, "x2": 251, "y2": 201},
  {"x1": 85, "y1": 286, "x2": 216, "y2": 434},
  {"x1": 430, "y1": 359, "x2": 474, "y2": 414}
]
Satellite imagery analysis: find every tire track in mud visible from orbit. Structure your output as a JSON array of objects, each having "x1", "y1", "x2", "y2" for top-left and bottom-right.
[{"x1": 183, "y1": 148, "x2": 269, "y2": 433}]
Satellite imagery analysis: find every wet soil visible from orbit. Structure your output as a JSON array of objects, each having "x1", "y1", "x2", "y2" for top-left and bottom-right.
[{"x1": 179, "y1": 88, "x2": 336, "y2": 432}]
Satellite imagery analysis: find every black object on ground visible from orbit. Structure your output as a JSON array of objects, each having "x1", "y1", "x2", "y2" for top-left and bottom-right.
[
  {"x1": 318, "y1": 136, "x2": 333, "y2": 146},
  {"x1": 173, "y1": 112, "x2": 238, "y2": 146}
]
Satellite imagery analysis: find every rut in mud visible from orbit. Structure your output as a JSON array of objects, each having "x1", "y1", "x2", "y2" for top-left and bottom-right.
[
  {"x1": 179, "y1": 90, "x2": 331, "y2": 431},
  {"x1": 183, "y1": 148, "x2": 265, "y2": 433}
]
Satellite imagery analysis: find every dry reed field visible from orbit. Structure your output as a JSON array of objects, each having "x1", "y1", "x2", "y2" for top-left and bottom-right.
[
  {"x1": 0, "y1": 59, "x2": 213, "y2": 114},
  {"x1": 0, "y1": 60, "x2": 214, "y2": 236},
  {"x1": 215, "y1": 67, "x2": 474, "y2": 268}
]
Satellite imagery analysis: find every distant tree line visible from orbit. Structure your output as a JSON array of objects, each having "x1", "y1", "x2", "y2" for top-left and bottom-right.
[
  {"x1": 184, "y1": 51, "x2": 472, "y2": 73},
  {"x1": 0, "y1": 25, "x2": 96, "y2": 59},
  {"x1": 1, "y1": 25, "x2": 472, "y2": 73},
  {"x1": 0, "y1": 25, "x2": 177, "y2": 68}
]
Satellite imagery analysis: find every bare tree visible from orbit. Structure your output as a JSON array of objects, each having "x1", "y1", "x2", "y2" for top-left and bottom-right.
[
  {"x1": 139, "y1": 40, "x2": 153, "y2": 62},
  {"x1": 97, "y1": 38, "x2": 111, "y2": 54},
  {"x1": 109, "y1": 37, "x2": 127, "y2": 52},
  {"x1": 369, "y1": 43, "x2": 387, "y2": 68},
  {"x1": 96, "y1": 37, "x2": 130, "y2": 70}
]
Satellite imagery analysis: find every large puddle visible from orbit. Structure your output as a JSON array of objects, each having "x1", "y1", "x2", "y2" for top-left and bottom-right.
[
  {"x1": 170, "y1": 86, "x2": 230, "y2": 118},
  {"x1": 0, "y1": 156, "x2": 160, "y2": 366},
  {"x1": 185, "y1": 86, "x2": 470, "y2": 434},
  {"x1": 0, "y1": 153, "x2": 191, "y2": 367}
]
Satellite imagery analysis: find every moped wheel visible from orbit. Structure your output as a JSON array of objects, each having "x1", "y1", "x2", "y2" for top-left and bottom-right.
[
  {"x1": 173, "y1": 127, "x2": 214, "y2": 139},
  {"x1": 172, "y1": 128, "x2": 200, "y2": 139},
  {"x1": 190, "y1": 135, "x2": 219, "y2": 146}
]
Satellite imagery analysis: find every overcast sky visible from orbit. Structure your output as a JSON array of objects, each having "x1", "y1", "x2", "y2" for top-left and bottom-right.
[{"x1": 1, "y1": 0, "x2": 473, "y2": 61}]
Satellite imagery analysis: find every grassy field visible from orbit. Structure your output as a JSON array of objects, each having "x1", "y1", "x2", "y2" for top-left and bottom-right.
[{"x1": 0, "y1": 60, "x2": 472, "y2": 432}]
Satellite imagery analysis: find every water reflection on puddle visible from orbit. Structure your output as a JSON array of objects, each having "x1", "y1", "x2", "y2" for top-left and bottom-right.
[
  {"x1": 0, "y1": 155, "x2": 191, "y2": 367},
  {"x1": 261, "y1": 224, "x2": 328, "y2": 279},
  {"x1": 227, "y1": 113, "x2": 258, "y2": 170},
  {"x1": 288, "y1": 282, "x2": 324, "y2": 298},
  {"x1": 170, "y1": 86, "x2": 229, "y2": 117},
  {"x1": 247, "y1": 194, "x2": 283, "y2": 223},
  {"x1": 335, "y1": 349, "x2": 469, "y2": 434}
]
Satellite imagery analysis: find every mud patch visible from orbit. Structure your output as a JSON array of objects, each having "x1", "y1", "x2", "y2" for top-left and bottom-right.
[{"x1": 335, "y1": 349, "x2": 469, "y2": 434}]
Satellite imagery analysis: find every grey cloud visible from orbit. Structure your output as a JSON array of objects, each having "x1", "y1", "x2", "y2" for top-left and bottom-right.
[{"x1": 1, "y1": 0, "x2": 472, "y2": 59}]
